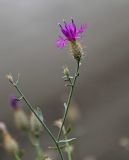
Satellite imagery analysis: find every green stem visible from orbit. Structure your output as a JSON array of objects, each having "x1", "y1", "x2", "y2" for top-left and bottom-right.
[
  {"x1": 35, "y1": 136, "x2": 43, "y2": 160},
  {"x1": 28, "y1": 131, "x2": 43, "y2": 160},
  {"x1": 13, "y1": 84, "x2": 64, "y2": 160},
  {"x1": 63, "y1": 126, "x2": 72, "y2": 160},
  {"x1": 14, "y1": 153, "x2": 21, "y2": 160},
  {"x1": 57, "y1": 60, "x2": 80, "y2": 141}
]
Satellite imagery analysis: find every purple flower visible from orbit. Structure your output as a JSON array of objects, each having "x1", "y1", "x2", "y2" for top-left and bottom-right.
[
  {"x1": 56, "y1": 18, "x2": 87, "y2": 48},
  {"x1": 10, "y1": 95, "x2": 20, "y2": 109}
]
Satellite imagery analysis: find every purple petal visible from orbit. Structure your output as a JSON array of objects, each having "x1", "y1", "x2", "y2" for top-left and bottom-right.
[
  {"x1": 77, "y1": 24, "x2": 88, "y2": 35},
  {"x1": 67, "y1": 23, "x2": 75, "y2": 38},
  {"x1": 10, "y1": 95, "x2": 19, "y2": 109},
  {"x1": 56, "y1": 36, "x2": 67, "y2": 48},
  {"x1": 71, "y1": 19, "x2": 76, "y2": 34},
  {"x1": 62, "y1": 22, "x2": 76, "y2": 40},
  {"x1": 61, "y1": 27, "x2": 70, "y2": 39}
]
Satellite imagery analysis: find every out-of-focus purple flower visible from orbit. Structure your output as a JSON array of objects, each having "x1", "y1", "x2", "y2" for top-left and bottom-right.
[
  {"x1": 10, "y1": 95, "x2": 19, "y2": 109},
  {"x1": 56, "y1": 18, "x2": 87, "y2": 48}
]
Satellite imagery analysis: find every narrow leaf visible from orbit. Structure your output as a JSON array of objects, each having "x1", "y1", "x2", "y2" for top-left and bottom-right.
[
  {"x1": 58, "y1": 138, "x2": 76, "y2": 143},
  {"x1": 35, "y1": 107, "x2": 43, "y2": 122}
]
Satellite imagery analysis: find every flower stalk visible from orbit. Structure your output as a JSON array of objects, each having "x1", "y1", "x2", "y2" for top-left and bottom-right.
[{"x1": 57, "y1": 60, "x2": 80, "y2": 141}]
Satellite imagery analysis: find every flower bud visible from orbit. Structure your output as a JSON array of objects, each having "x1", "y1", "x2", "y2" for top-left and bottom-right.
[
  {"x1": 54, "y1": 119, "x2": 62, "y2": 129},
  {"x1": 14, "y1": 108, "x2": 29, "y2": 131},
  {"x1": 3, "y1": 132, "x2": 19, "y2": 154},
  {"x1": 6, "y1": 73, "x2": 14, "y2": 84},
  {"x1": 63, "y1": 66, "x2": 70, "y2": 77},
  {"x1": 10, "y1": 95, "x2": 19, "y2": 110},
  {"x1": 0, "y1": 122, "x2": 19, "y2": 154},
  {"x1": 9, "y1": 95, "x2": 29, "y2": 131},
  {"x1": 30, "y1": 112, "x2": 43, "y2": 135},
  {"x1": 69, "y1": 41, "x2": 84, "y2": 61}
]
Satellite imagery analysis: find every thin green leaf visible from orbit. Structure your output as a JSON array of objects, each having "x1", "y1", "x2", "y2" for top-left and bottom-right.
[{"x1": 58, "y1": 138, "x2": 76, "y2": 143}]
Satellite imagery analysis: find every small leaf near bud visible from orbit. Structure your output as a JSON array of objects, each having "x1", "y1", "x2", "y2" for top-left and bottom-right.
[{"x1": 36, "y1": 107, "x2": 44, "y2": 123}]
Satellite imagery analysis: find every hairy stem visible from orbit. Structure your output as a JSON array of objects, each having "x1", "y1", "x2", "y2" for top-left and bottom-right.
[
  {"x1": 57, "y1": 60, "x2": 80, "y2": 141},
  {"x1": 12, "y1": 84, "x2": 64, "y2": 160}
]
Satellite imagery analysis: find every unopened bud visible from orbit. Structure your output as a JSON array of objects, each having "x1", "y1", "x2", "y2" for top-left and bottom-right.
[
  {"x1": 14, "y1": 108, "x2": 29, "y2": 131},
  {"x1": 54, "y1": 119, "x2": 62, "y2": 129},
  {"x1": 0, "y1": 122, "x2": 19, "y2": 154},
  {"x1": 69, "y1": 41, "x2": 84, "y2": 61},
  {"x1": 30, "y1": 112, "x2": 43, "y2": 135},
  {"x1": 3, "y1": 132, "x2": 19, "y2": 154},
  {"x1": 6, "y1": 73, "x2": 14, "y2": 84},
  {"x1": 63, "y1": 66, "x2": 70, "y2": 77}
]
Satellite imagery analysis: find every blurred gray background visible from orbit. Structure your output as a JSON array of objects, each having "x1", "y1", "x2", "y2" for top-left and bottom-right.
[{"x1": 0, "y1": 0, "x2": 129, "y2": 159}]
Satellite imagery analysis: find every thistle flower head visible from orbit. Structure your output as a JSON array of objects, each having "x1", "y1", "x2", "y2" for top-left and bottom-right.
[
  {"x1": 10, "y1": 95, "x2": 20, "y2": 109},
  {"x1": 56, "y1": 18, "x2": 87, "y2": 48}
]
